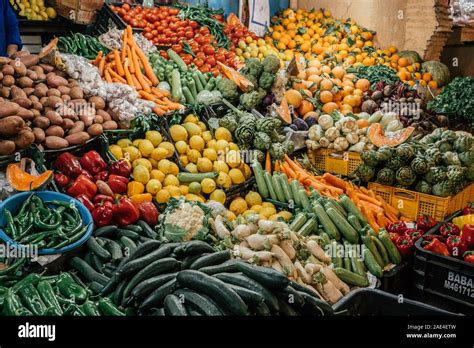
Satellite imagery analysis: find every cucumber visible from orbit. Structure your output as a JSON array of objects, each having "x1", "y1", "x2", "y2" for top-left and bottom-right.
[
  {"x1": 360, "y1": 228, "x2": 385, "y2": 268},
  {"x1": 340, "y1": 195, "x2": 368, "y2": 225},
  {"x1": 288, "y1": 280, "x2": 321, "y2": 299},
  {"x1": 331, "y1": 241, "x2": 343, "y2": 268},
  {"x1": 138, "y1": 278, "x2": 177, "y2": 311},
  {"x1": 263, "y1": 172, "x2": 278, "y2": 201},
  {"x1": 192, "y1": 74, "x2": 204, "y2": 92},
  {"x1": 87, "y1": 237, "x2": 111, "y2": 261},
  {"x1": 189, "y1": 250, "x2": 231, "y2": 270},
  {"x1": 326, "y1": 207, "x2": 359, "y2": 243},
  {"x1": 363, "y1": 248, "x2": 383, "y2": 277},
  {"x1": 87, "y1": 281, "x2": 104, "y2": 295},
  {"x1": 164, "y1": 294, "x2": 188, "y2": 316},
  {"x1": 104, "y1": 239, "x2": 123, "y2": 262},
  {"x1": 136, "y1": 220, "x2": 158, "y2": 239},
  {"x1": 171, "y1": 69, "x2": 182, "y2": 101},
  {"x1": 182, "y1": 86, "x2": 195, "y2": 104},
  {"x1": 343, "y1": 257, "x2": 351, "y2": 271},
  {"x1": 378, "y1": 230, "x2": 402, "y2": 264},
  {"x1": 123, "y1": 225, "x2": 143, "y2": 234},
  {"x1": 298, "y1": 189, "x2": 312, "y2": 213},
  {"x1": 289, "y1": 212, "x2": 307, "y2": 232},
  {"x1": 371, "y1": 235, "x2": 390, "y2": 266},
  {"x1": 275, "y1": 285, "x2": 305, "y2": 309},
  {"x1": 177, "y1": 172, "x2": 217, "y2": 183},
  {"x1": 111, "y1": 279, "x2": 127, "y2": 304},
  {"x1": 226, "y1": 284, "x2": 265, "y2": 306},
  {"x1": 333, "y1": 267, "x2": 369, "y2": 287},
  {"x1": 166, "y1": 49, "x2": 187, "y2": 71},
  {"x1": 131, "y1": 273, "x2": 178, "y2": 302},
  {"x1": 278, "y1": 299, "x2": 300, "y2": 316},
  {"x1": 251, "y1": 162, "x2": 269, "y2": 199},
  {"x1": 290, "y1": 180, "x2": 301, "y2": 206},
  {"x1": 199, "y1": 259, "x2": 240, "y2": 274},
  {"x1": 347, "y1": 214, "x2": 362, "y2": 231},
  {"x1": 236, "y1": 262, "x2": 289, "y2": 290},
  {"x1": 182, "y1": 253, "x2": 207, "y2": 270},
  {"x1": 181, "y1": 240, "x2": 215, "y2": 256},
  {"x1": 117, "y1": 229, "x2": 140, "y2": 240},
  {"x1": 278, "y1": 173, "x2": 293, "y2": 203},
  {"x1": 297, "y1": 291, "x2": 334, "y2": 315},
  {"x1": 94, "y1": 225, "x2": 117, "y2": 238},
  {"x1": 328, "y1": 199, "x2": 348, "y2": 217},
  {"x1": 176, "y1": 270, "x2": 248, "y2": 315},
  {"x1": 69, "y1": 257, "x2": 109, "y2": 285},
  {"x1": 350, "y1": 256, "x2": 366, "y2": 277},
  {"x1": 102, "y1": 264, "x2": 117, "y2": 278},
  {"x1": 173, "y1": 288, "x2": 223, "y2": 316},
  {"x1": 297, "y1": 218, "x2": 316, "y2": 236},
  {"x1": 149, "y1": 307, "x2": 165, "y2": 316},
  {"x1": 271, "y1": 174, "x2": 286, "y2": 202},
  {"x1": 90, "y1": 253, "x2": 105, "y2": 273},
  {"x1": 312, "y1": 201, "x2": 340, "y2": 240},
  {"x1": 128, "y1": 240, "x2": 165, "y2": 261},
  {"x1": 254, "y1": 302, "x2": 271, "y2": 316},
  {"x1": 187, "y1": 307, "x2": 202, "y2": 316},
  {"x1": 119, "y1": 236, "x2": 137, "y2": 255}
]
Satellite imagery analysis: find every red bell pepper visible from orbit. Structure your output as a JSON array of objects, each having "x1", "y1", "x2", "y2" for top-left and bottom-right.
[
  {"x1": 110, "y1": 159, "x2": 131, "y2": 178},
  {"x1": 54, "y1": 152, "x2": 82, "y2": 178},
  {"x1": 439, "y1": 222, "x2": 460, "y2": 237},
  {"x1": 387, "y1": 221, "x2": 408, "y2": 235},
  {"x1": 463, "y1": 251, "x2": 474, "y2": 264},
  {"x1": 137, "y1": 201, "x2": 159, "y2": 227},
  {"x1": 67, "y1": 174, "x2": 97, "y2": 200},
  {"x1": 94, "y1": 171, "x2": 109, "y2": 182},
  {"x1": 416, "y1": 214, "x2": 437, "y2": 232},
  {"x1": 93, "y1": 194, "x2": 114, "y2": 206},
  {"x1": 79, "y1": 151, "x2": 108, "y2": 175},
  {"x1": 461, "y1": 224, "x2": 474, "y2": 249},
  {"x1": 423, "y1": 238, "x2": 450, "y2": 256},
  {"x1": 404, "y1": 228, "x2": 424, "y2": 242},
  {"x1": 462, "y1": 202, "x2": 474, "y2": 215},
  {"x1": 446, "y1": 235, "x2": 468, "y2": 258},
  {"x1": 92, "y1": 204, "x2": 114, "y2": 227},
  {"x1": 395, "y1": 235, "x2": 414, "y2": 258},
  {"x1": 54, "y1": 173, "x2": 70, "y2": 188},
  {"x1": 113, "y1": 197, "x2": 140, "y2": 226},
  {"x1": 75, "y1": 194, "x2": 94, "y2": 212},
  {"x1": 389, "y1": 232, "x2": 400, "y2": 243},
  {"x1": 79, "y1": 169, "x2": 94, "y2": 182},
  {"x1": 108, "y1": 175, "x2": 129, "y2": 194}
]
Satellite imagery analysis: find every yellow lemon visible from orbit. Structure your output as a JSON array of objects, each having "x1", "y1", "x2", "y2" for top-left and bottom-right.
[
  {"x1": 243, "y1": 163, "x2": 252, "y2": 179},
  {"x1": 209, "y1": 189, "x2": 226, "y2": 204},
  {"x1": 179, "y1": 185, "x2": 189, "y2": 195},
  {"x1": 216, "y1": 172, "x2": 232, "y2": 188},
  {"x1": 158, "y1": 142, "x2": 175, "y2": 158},
  {"x1": 186, "y1": 163, "x2": 198, "y2": 173},
  {"x1": 269, "y1": 214, "x2": 281, "y2": 221},
  {"x1": 156, "y1": 189, "x2": 171, "y2": 203},
  {"x1": 164, "y1": 174, "x2": 179, "y2": 187},
  {"x1": 46, "y1": 6, "x2": 56, "y2": 18},
  {"x1": 215, "y1": 127, "x2": 232, "y2": 142},
  {"x1": 229, "y1": 142, "x2": 239, "y2": 151},
  {"x1": 189, "y1": 135, "x2": 205, "y2": 151},
  {"x1": 278, "y1": 211, "x2": 293, "y2": 221},
  {"x1": 117, "y1": 138, "x2": 132, "y2": 148},
  {"x1": 251, "y1": 204, "x2": 263, "y2": 213},
  {"x1": 216, "y1": 139, "x2": 230, "y2": 152},
  {"x1": 133, "y1": 165, "x2": 150, "y2": 184},
  {"x1": 109, "y1": 145, "x2": 123, "y2": 159},
  {"x1": 262, "y1": 202, "x2": 275, "y2": 208},
  {"x1": 245, "y1": 191, "x2": 262, "y2": 206},
  {"x1": 146, "y1": 179, "x2": 162, "y2": 194},
  {"x1": 198, "y1": 121, "x2": 207, "y2": 132},
  {"x1": 151, "y1": 147, "x2": 169, "y2": 161},
  {"x1": 123, "y1": 146, "x2": 141, "y2": 161},
  {"x1": 227, "y1": 211, "x2": 236, "y2": 221},
  {"x1": 226, "y1": 150, "x2": 241, "y2": 168},
  {"x1": 165, "y1": 185, "x2": 181, "y2": 198},
  {"x1": 133, "y1": 158, "x2": 152, "y2": 172},
  {"x1": 183, "y1": 114, "x2": 199, "y2": 124},
  {"x1": 179, "y1": 155, "x2": 189, "y2": 166},
  {"x1": 228, "y1": 168, "x2": 245, "y2": 185},
  {"x1": 149, "y1": 158, "x2": 158, "y2": 169},
  {"x1": 213, "y1": 160, "x2": 229, "y2": 173},
  {"x1": 175, "y1": 141, "x2": 188, "y2": 155},
  {"x1": 133, "y1": 139, "x2": 142, "y2": 147},
  {"x1": 207, "y1": 139, "x2": 217, "y2": 150},
  {"x1": 185, "y1": 193, "x2": 205, "y2": 203},
  {"x1": 201, "y1": 178, "x2": 216, "y2": 194},
  {"x1": 145, "y1": 130, "x2": 162, "y2": 147},
  {"x1": 186, "y1": 149, "x2": 201, "y2": 164},
  {"x1": 169, "y1": 124, "x2": 188, "y2": 142},
  {"x1": 169, "y1": 162, "x2": 179, "y2": 176},
  {"x1": 150, "y1": 169, "x2": 165, "y2": 182},
  {"x1": 158, "y1": 159, "x2": 173, "y2": 174},
  {"x1": 260, "y1": 206, "x2": 277, "y2": 218},
  {"x1": 197, "y1": 158, "x2": 213, "y2": 173},
  {"x1": 188, "y1": 182, "x2": 202, "y2": 194},
  {"x1": 202, "y1": 131, "x2": 213, "y2": 142},
  {"x1": 230, "y1": 197, "x2": 247, "y2": 215},
  {"x1": 182, "y1": 122, "x2": 201, "y2": 136},
  {"x1": 203, "y1": 148, "x2": 218, "y2": 161}
]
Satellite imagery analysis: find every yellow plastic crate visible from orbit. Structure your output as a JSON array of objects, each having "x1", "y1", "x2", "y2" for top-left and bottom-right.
[
  {"x1": 368, "y1": 182, "x2": 474, "y2": 221},
  {"x1": 308, "y1": 148, "x2": 362, "y2": 177}
]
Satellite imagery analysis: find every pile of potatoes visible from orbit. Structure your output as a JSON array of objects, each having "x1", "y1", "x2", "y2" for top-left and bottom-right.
[{"x1": 0, "y1": 54, "x2": 118, "y2": 155}]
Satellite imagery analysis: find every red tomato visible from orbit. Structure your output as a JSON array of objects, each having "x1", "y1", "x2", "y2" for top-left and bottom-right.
[
  {"x1": 202, "y1": 45, "x2": 215, "y2": 56},
  {"x1": 193, "y1": 58, "x2": 204, "y2": 67},
  {"x1": 200, "y1": 27, "x2": 210, "y2": 35},
  {"x1": 122, "y1": 3, "x2": 130, "y2": 10},
  {"x1": 144, "y1": 32, "x2": 153, "y2": 40},
  {"x1": 171, "y1": 44, "x2": 183, "y2": 54},
  {"x1": 151, "y1": 29, "x2": 158, "y2": 36},
  {"x1": 130, "y1": 19, "x2": 138, "y2": 27},
  {"x1": 189, "y1": 21, "x2": 198, "y2": 29},
  {"x1": 207, "y1": 56, "x2": 216, "y2": 67},
  {"x1": 195, "y1": 36, "x2": 205, "y2": 45},
  {"x1": 144, "y1": 26, "x2": 152, "y2": 33},
  {"x1": 170, "y1": 37, "x2": 179, "y2": 44},
  {"x1": 195, "y1": 52, "x2": 206, "y2": 60},
  {"x1": 169, "y1": 8, "x2": 179, "y2": 15},
  {"x1": 211, "y1": 68, "x2": 220, "y2": 77},
  {"x1": 215, "y1": 53, "x2": 226, "y2": 63},
  {"x1": 200, "y1": 64, "x2": 211, "y2": 73},
  {"x1": 185, "y1": 31, "x2": 194, "y2": 39}
]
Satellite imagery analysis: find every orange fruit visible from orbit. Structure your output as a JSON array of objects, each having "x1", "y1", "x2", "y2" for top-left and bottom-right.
[
  {"x1": 428, "y1": 80, "x2": 438, "y2": 88},
  {"x1": 422, "y1": 72, "x2": 432, "y2": 81},
  {"x1": 319, "y1": 79, "x2": 333, "y2": 90},
  {"x1": 284, "y1": 89, "x2": 303, "y2": 108},
  {"x1": 322, "y1": 102, "x2": 339, "y2": 113},
  {"x1": 320, "y1": 90, "x2": 334, "y2": 103},
  {"x1": 355, "y1": 78, "x2": 370, "y2": 92},
  {"x1": 332, "y1": 66, "x2": 346, "y2": 79},
  {"x1": 398, "y1": 57, "x2": 409, "y2": 67},
  {"x1": 297, "y1": 100, "x2": 314, "y2": 116}
]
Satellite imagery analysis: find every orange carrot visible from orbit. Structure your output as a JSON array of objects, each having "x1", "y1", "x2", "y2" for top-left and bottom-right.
[
  {"x1": 104, "y1": 69, "x2": 112, "y2": 83},
  {"x1": 265, "y1": 152, "x2": 271, "y2": 173},
  {"x1": 386, "y1": 211, "x2": 399, "y2": 223},
  {"x1": 322, "y1": 173, "x2": 348, "y2": 191},
  {"x1": 361, "y1": 201, "x2": 384, "y2": 213},
  {"x1": 113, "y1": 50, "x2": 124, "y2": 77},
  {"x1": 123, "y1": 61, "x2": 135, "y2": 88},
  {"x1": 139, "y1": 90, "x2": 158, "y2": 101},
  {"x1": 126, "y1": 46, "x2": 134, "y2": 74},
  {"x1": 126, "y1": 25, "x2": 133, "y2": 40},
  {"x1": 376, "y1": 212, "x2": 391, "y2": 228},
  {"x1": 131, "y1": 74, "x2": 142, "y2": 90},
  {"x1": 151, "y1": 88, "x2": 164, "y2": 98},
  {"x1": 367, "y1": 189, "x2": 376, "y2": 199},
  {"x1": 129, "y1": 40, "x2": 158, "y2": 85},
  {"x1": 107, "y1": 69, "x2": 126, "y2": 84},
  {"x1": 274, "y1": 161, "x2": 280, "y2": 172},
  {"x1": 130, "y1": 47, "x2": 140, "y2": 75},
  {"x1": 93, "y1": 51, "x2": 103, "y2": 65},
  {"x1": 153, "y1": 105, "x2": 166, "y2": 116},
  {"x1": 121, "y1": 29, "x2": 128, "y2": 62},
  {"x1": 282, "y1": 163, "x2": 296, "y2": 179},
  {"x1": 142, "y1": 75, "x2": 152, "y2": 85},
  {"x1": 360, "y1": 204, "x2": 380, "y2": 233},
  {"x1": 98, "y1": 57, "x2": 106, "y2": 76},
  {"x1": 356, "y1": 193, "x2": 382, "y2": 206}
]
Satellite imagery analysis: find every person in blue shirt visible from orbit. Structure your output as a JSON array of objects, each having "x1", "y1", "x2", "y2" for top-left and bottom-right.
[{"x1": 1, "y1": 0, "x2": 22, "y2": 57}]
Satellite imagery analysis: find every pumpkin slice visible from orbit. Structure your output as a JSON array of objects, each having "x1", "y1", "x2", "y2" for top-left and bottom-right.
[
  {"x1": 275, "y1": 97, "x2": 292, "y2": 124},
  {"x1": 6, "y1": 163, "x2": 53, "y2": 191},
  {"x1": 217, "y1": 62, "x2": 254, "y2": 92},
  {"x1": 368, "y1": 123, "x2": 414, "y2": 148}
]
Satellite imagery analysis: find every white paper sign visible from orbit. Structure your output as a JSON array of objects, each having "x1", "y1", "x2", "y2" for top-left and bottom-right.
[{"x1": 248, "y1": 0, "x2": 270, "y2": 37}]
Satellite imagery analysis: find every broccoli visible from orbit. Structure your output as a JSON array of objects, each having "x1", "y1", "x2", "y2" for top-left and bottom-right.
[
  {"x1": 242, "y1": 58, "x2": 263, "y2": 79},
  {"x1": 216, "y1": 78, "x2": 239, "y2": 101},
  {"x1": 262, "y1": 54, "x2": 280, "y2": 74},
  {"x1": 259, "y1": 71, "x2": 275, "y2": 91}
]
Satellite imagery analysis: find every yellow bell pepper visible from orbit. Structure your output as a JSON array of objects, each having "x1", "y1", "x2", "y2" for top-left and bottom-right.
[
  {"x1": 130, "y1": 193, "x2": 152, "y2": 205},
  {"x1": 452, "y1": 214, "x2": 474, "y2": 230},
  {"x1": 127, "y1": 181, "x2": 145, "y2": 197}
]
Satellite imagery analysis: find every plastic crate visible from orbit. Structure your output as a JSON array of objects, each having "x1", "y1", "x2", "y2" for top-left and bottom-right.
[
  {"x1": 379, "y1": 261, "x2": 413, "y2": 295},
  {"x1": 308, "y1": 148, "x2": 362, "y2": 177},
  {"x1": 333, "y1": 288, "x2": 457, "y2": 316},
  {"x1": 412, "y1": 212, "x2": 474, "y2": 314},
  {"x1": 91, "y1": 3, "x2": 143, "y2": 35},
  {"x1": 368, "y1": 182, "x2": 474, "y2": 222}
]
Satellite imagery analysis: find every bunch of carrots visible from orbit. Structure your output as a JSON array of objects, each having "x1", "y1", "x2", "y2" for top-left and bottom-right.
[
  {"x1": 269, "y1": 154, "x2": 406, "y2": 233},
  {"x1": 91, "y1": 25, "x2": 182, "y2": 116}
]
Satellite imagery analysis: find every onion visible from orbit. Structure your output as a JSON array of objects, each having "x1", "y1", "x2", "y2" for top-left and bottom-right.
[{"x1": 263, "y1": 94, "x2": 274, "y2": 107}]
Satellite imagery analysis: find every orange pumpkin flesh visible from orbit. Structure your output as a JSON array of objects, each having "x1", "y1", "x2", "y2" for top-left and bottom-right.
[
  {"x1": 6, "y1": 163, "x2": 53, "y2": 191},
  {"x1": 276, "y1": 97, "x2": 292, "y2": 124},
  {"x1": 368, "y1": 123, "x2": 415, "y2": 147}
]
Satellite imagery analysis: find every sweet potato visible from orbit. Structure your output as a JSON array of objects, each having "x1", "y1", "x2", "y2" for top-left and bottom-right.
[
  {"x1": 23, "y1": 87, "x2": 35, "y2": 96},
  {"x1": 2, "y1": 74, "x2": 15, "y2": 87},
  {"x1": 0, "y1": 87, "x2": 10, "y2": 98},
  {"x1": 62, "y1": 118, "x2": 74, "y2": 129},
  {"x1": 26, "y1": 70, "x2": 38, "y2": 81},
  {"x1": 13, "y1": 129, "x2": 35, "y2": 149},
  {"x1": 16, "y1": 76, "x2": 33, "y2": 88},
  {"x1": 32, "y1": 116, "x2": 50, "y2": 129},
  {"x1": 94, "y1": 115, "x2": 104, "y2": 124},
  {"x1": 65, "y1": 131, "x2": 90, "y2": 145},
  {"x1": 34, "y1": 83, "x2": 48, "y2": 98},
  {"x1": 39, "y1": 64, "x2": 54, "y2": 73},
  {"x1": 68, "y1": 98, "x2": 87, "y2": 106},
  {"x1": 45, "y1": 110, "x2": 63, "y2": 125},
  {"x1": 1, "y1": 64, "x2": 14, "y2": 76},
  {"x1": 32, "y1": 127, "x2": 45, "y2": 144},
  {"x1": 57, "y1": 106, "x2": 77, "y2": 119},
  {"x1": 69, "y1": 121, "x2": 84, "y2": 134},
  {"x1": 68, "y1": 80, "x2": 79, "y2": 88},
  {"x1": 45, "y1": 125, "x2": 65, "y2": 137},
  {"x1": 0, "y1": 101, "x2": 20, "y2": 118},
  {"x1": 11, "y1": 61, "x2": 27, "y2": 76},
  {"x1": 44, "y1": 96, "x2": 63, "y2": 108},
  {"x1": 17, "y1": 107, "x2": 35, "y2": 120},
  {"x1": 44, "y1": 136, "x2": 68, "y2": 149},
  {"x1": 69, "y1": 87, "x2": 84, "y2": 100},
  {"x1": 10, "y1": 86, "x2": 27, "y2": 99},
  {"x1": 61, "y1": 95, "x2": 71, "y2": 102},
  {"x1": 31, "y1": 110, "x2": 40, "y2": 118},
  {"x1": 87, "y1": 124, "x2": 103, "y2": 136},
  {"x1": 40, "y1": 96, "x2": 48, "y2": 105},
  {"x1": 88, "y1": 96, "x2": 105, "y2": 110},
  {"x1": 0, "y1": 140, "x2": 15, "y2": 155},
  {"x1": 31, "y1": 102, "x2": 43, "y2": 112},
  {"x1": 12, "y1": 97, "x2": 32, "y2": 109},
  {"x1": 29, "y1": 95, "x2": 39, "y2": 102},
  {"x1": 57, "y1": 85, "x2": 71, "y2": 95},
  {"x1": 46, "y1": 74, "x2": 68, "y2": 88},
  {"x1": 0, "y1": 116, "x2": 25, "y2": 137},
  {"x1": 46, "y1": 88, "x2": 61, "y2": 97},
  {"x1": 102, "y1": 120, "x2": 118, "y2": 130},
  {"x1": 20, "y1": 54, "x2": 39, "y2": 68},
  {"x1": 0, "y1": 71, "x2": 2, "y2": 80}
]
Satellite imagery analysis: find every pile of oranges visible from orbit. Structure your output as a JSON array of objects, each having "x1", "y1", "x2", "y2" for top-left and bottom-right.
[{"x1": 389, "y1": 55, "x2": 438, "y2": 88}]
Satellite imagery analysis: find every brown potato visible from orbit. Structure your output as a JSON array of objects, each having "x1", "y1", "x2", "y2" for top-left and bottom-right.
[
  {"x1": 69, "y1": 98, "x2": 86, "y2": 105},
  {"x1": 20, "y1": 55, "x2": 40, "y2": 68},
  {"x1": 23, "y1": 87, "x2": 35, "y2": 96},
  {"x1": 47, "y1": 88, "x2": 61, "y2": 97},
  {"x1": 88, "y1": 96, "x2": 105, "y2": 110},
  {"x1": 69, "y1": 121, "x2": 85, "y2": 134},
  {"x1": 0, "y1": 101, "x2": 20, "y2": 117},
  {"x1": 44, "y1": 136, "x2": 69, "y2": 149},
  {"x1": 17, "y1": 107, "x2": 35, "y2": 120},
  {"x1": 57, "y1": 105, "x2": 77, "y2": 119},
  {"x1": 80, "y1": 114, "x2": 93, "y2": 127},
  {"x1": 46, "y1": 74, "x2": 68, "y2": 88},
  {"x1": 62, "y1": 118, "x2": 74, "y2": 129},
  {"x1": 13, "y1": 129, "x2": 35, "y2": 149},
  {"x1": 29, "y1": 65, "x2": 44, "y2": 75},
  {"x1": 102, "y1": 120, "x2": 118, "y2": 130},
  {"x1": 65, "y1": 131, "x2": 90, "y2": 145},
  {"x1": 26, "y1": 70, "x2": 38, "y2": 81},
  {"x1": 45, "y1": 110, "x2": 63, "y2": 125},
  {"x1": 45, "y1": 125, "x2": 65, "y2": 137},
  {"x1": 10, "y1": 86, "x2": 27, "y2": 99},
  {"x1": 2, "y1": 75, "x2": 15, "y2": 87},
  {"x1": 94, "y1": 115, "x2": 104, "y2": 124},
  {"x1": 61, "y1": 95, "x2": 71, "y2": 102},
  {"x1": 68, "y1": 80, "x2": 79, "y2": 88},
  {"x1": 57, "y1": 85, "x2": 71, "y2": 95},
  {"x1": 29, "y1": 95, "x2": 39, "y2": 103},
  {"x1": 12, "y1": 97, "x2": 32, "y2": 109},
  {"x1": 39, "y1": 64, "x2": 54, "y2": 73},
  {"x1": 34, "y1": 83, "x2": 48, "y2": 98},
  {"x1": 69, "y1": 86, "x2": 84, "y2": 100},
  {"x1": 0, "y1": 87, "x2": 10, "y2": 98},
  {"x1": 31, "y1": 109, "x2": 41, "y2": 118},
  {"x1": 16, "y1": 76, "x2": 33, "y2": 88},
  {"x1": 11, "y1": 61, "x2": 27, "y2": 77},
  {"x1": 32, "y1": 116, "x2": 50, "y2": 129},
  {"x1": 87, "y1": 124, "x2": 103, "y2": 136},
  {"x1": 32, "y1": 127, "x2": 45, "y2": 144},
  {"x1": 39, "y1": 96, "x2": 48, "y2": 105},
  {"x1": 44, "y1": 96, "x2": 63, "y2": 108},
  {"x1": 0, "y1": 140, "x2": 15, "y2": 155},
  {"x1": 1, "y1": 65, "x2": 14, "y2": 76},
  {"x1": 0, "y1": 116, "x2": 25, "y2": 137},
  {"x1": 31, "y1": 101, "x2": 43, "y2": 112}
]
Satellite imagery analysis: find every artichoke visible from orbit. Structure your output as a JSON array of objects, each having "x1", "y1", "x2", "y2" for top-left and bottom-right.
[
  {"x1": 253, "y1": 132, "x2": 271, "y2": 151},
  {"x1": 240, "y1": 90, "x2": 264, "y2": 110},
  {"x1": 218, "y1": 114, "x2": 238, "y2": 133},
  {"x1": 216, "y1": 78, "x2": 239, "y2": 101},
  {"x1": 258, "y1": 71, "x2": 275, "y2": 91},
  {"x1": 242, "y1": 58, "x2": 263, "y2": 78},
  {"x1": 262, "y1": 54, "x2": 280, "y2": 74}
]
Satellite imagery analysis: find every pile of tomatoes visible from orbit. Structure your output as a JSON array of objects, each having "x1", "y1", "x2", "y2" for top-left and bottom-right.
[{"x1": 224, "y1": 22, "x2": 258, "y2": 46}]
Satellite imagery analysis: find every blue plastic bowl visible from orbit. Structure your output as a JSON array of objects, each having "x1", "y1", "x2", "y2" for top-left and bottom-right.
[{"x1": 0, "y1": 191, "x2": 93, "y2": 255}]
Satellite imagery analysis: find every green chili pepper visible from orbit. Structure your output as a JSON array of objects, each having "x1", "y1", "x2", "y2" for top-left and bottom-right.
[
  {"x1": 18, "y1": 284, "x2": 47, "y2": 315},
  {"x1": 4, "y1": 209, "x2": 18, "y2": 239},
  {"x1": 0, "y1": 258, "x2": 26, "y2": 276},
  {"x1": 37, "y1": 280, "x2": 63, "y2": 316},
  {"x1": 57, "y1": 272, "x2": 88, "y2": 303},
  {"x1": 52, "y1": 224, "x2": 88, "y2": 249},
  {"x1": 17, "y1": 194, "x2": 34, "y2": 216}
]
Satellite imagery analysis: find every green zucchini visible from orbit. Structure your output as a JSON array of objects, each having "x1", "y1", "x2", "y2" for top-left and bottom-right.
[
  {"x1": 298, "y1": 218, "x2": 316, "y2": 236},
  {"x1": 123, "y1": 224, "x2": 143, "y2": 234},
  {"x1": 339, "y1": 195, "x2": 368, "y2": 225},
  {"x1": 275, "y1": 285, "x2": 305, "y2": 309},
  {"x1": 251, "y1": 161, "x2": 269, "y2": 199},
  {"x1": 298, "y1": 189, "x2": 312, "y2": 213},
  {"x1": 173, "y1": 288, "x2": 223, "y2": 316},
  {"x1": 343, "y1": 257, "x2": 352, "y2": 271},
  {"x1": 378, "y1": 229, "x2": 402, "y2": 264},
  {"x1": 131, "y1": 273, "x2": 178, "y2": 302},
  {"x1": 181, "y1": 240, "x2": 215, "y2": 256},
  {"x1": 193, "y1": 74, "x2": 204, "y2": 92},
  {"x1": 290, "y1": 180, "x2": 301, "y2": 207},
  {"x1": 350, "y1": 256, "x2": 366, "y2": 277},
  {"x1": 363, "y1": 248, "x2": 383, "y2": 277},
  {"x1": 226, "y1": 284, "x2": 265, "y2": 306},
  {"x1": 189, "y1": 250, "x2": 231, "y2": 270},
  {"x1": 177, "y1": 172, "x2": 217, "y2": 183},
  {"x1": 279, "y1": 173, "x2": 293, "y2": 203},
  {"x1": 312, "y1": 201, "x2": 340, "y2": 240},
  {"x1": 94, "y1": 225, "x2": 117, "y2": 238},
  {"x1": 236, "y1": 262, "x2": 289, "y2": 290},
  {"x1": 263, "y1": 172, "x2": 278, "y2": 201},
  {"x1": 326, "y1": 207, "x2": 359, "y2": 243},
  {"x1": 167, "y1": 49, "x2": 187, "y2": 71},
  {"x1": 326, "y1": 199, "x2": 347, "y2": 218},
  {"x1": 289, "y1": 212, "x2": 307, "y2": 232},
  {"x1": 69, "y1": 257, "x2": 109, "y2": 285},
  {"x1": 117, "y1": 229, "x2": 140, "y2": 240},
  {"x1": 104, "y1": 239, "x2": 123, "y2": 262},
  {"x1": 331, "y1": 241, "x2": 343, "y2": 268},
  {"x1": 277, "y1": 299, "x2": 300, "y2": 316},
  {"x1": 271, "y1": 174, "x2": 286, "y2": 202},
  {"x1": 117, "y1": 245, "x2": 174, "y2": 279},
  {"x1": 198, "y1": 259, "x2": 240, "y2": 274},
  {"x1": 119, "y1": 236, "x2": 137, "y2": 255},
  {"x1": 333, "y1": 267, "x2": 369, "y2": 287},
  {"x1": 372, "y1": 235, "x2": 390, "y2": 266},
  {"x1": 171, "y1": 69, "x2": 183, "y2": 102},
  {"x1": 136, "y1": 220, "x2": 158, "y2": 239},
  {"x1": 164, "y1": 294, "x2": 188, "y2": 316},
  {"x1": 182, "y1": 86, "x2": 195, "y2": 104},
  {"x1": 138, "y1": 278, "x2": 177, "y2": 311},
  {"x1": 347, "y1": 214, "x2": 362, "y2": 231}
]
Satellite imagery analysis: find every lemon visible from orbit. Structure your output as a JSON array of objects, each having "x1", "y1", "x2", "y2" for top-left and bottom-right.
[
  {"x1": 123, "y1": 146, "x2": 141, "y2": 161},
  {"x1": 133, "y1": 165, "x2": 150, "y2": 184},
  {"x1": 151, "y1": 147, "x2": 169, "y2": 161},
  {"x1": 117, "y1": 139, "x2": 132, "y2": 148},
  {"x1": 209, "y1": 189, "x2": 226, "y2": 204},
  {"x1": 188, "y1": 182, "x2": 202, "y2": 194},
  {"x1": 150, "y1": 169, "x2": 165, "y2": 182},
  {"x1": 165, "y1": 185, "x2": 181, "y2": 198},
  {"x1": 175, "y1": 141, "x2": 187, "y2": 155},
  {"x1": 179, "y1": 185, "x2": 189, "y2": 195},
  {"x1": 182, "y1": 122, "x2": 201, "y2": 137},
  {"x1": 156, "y1": 190, "x2": 170, "y2": 203},
  {"x1": 213, "y1": 160, "x2": 229, "y2": 173},
  {"x1": 216, "y1": 172, "x2": 232, "y2": 188},
  {"x1": 229, "y1": 142, "x2": 239, "y2": 151},
  {"x1": 260, "y1": 206, "x2": 277, "y2": 218},
  {"x1": 203, "y1": 148, "x2": 218, "y2": 161},
  {"x1": 183, "y1": 114, "x2": 199, "y2": 124},
  {"x1": 133, "y1": 158, "x2": 152, "y2": 172},
  {"x1": 207, "y1": 139, "x2": 217, "y2": 150},
  {"x1": 186, "y1": 163, "x2": 198, "y2": 173},
  {"x1": 189, "y1": 135, "x2": 205, "y2": 151},
  {"x1": 197, "y1": 158, "x2": 213, "y2": 173},
  {"x1": 149, "y1": 158, "x2": 158, "y2": 169},
  {"x1": 145, "y1": 130, "x2": 162, "y2": 147},
  {"x1": 230, "y1": 197, "x2": 247, "y2": 215},
  {"x1": 197, "y1": 121, "x2": 207, "y2": 132},
  {"x1": 179, "y1": 155, "x2": 189, "y2": 166},
  {"x1": 169, "y1": 124, "x2": 188, "y2": 142},
  {"x1": 185, "y1": 193, "x2": 205, "y2": 203},
  {"x1": 229, "y1": 168, "x2": 245, "y2": 185},
  {"x1": 216, "y1": 139, "x2": 230, "y2": 152},
  {"x1": 133, "y1": 139, "x2": 142, "y2": 147},
  {"x1": 146, "y1": 179, "x2": 162, "y2": 194},
  {"x1": 186, "y1": 149, "x2": 201, "y2": 164},
  {"x1": 46, "y1": 6, "x2": 56, "y2": 18},
  {"x1": 201, "y1": 178, "x2": 216, "y2": 194},
  {"x1": 215, "y1": 127, "x2": 232, "y2": 142},
  {"x1": 278, "y1": 211, "x2": 293, "y2": 221},
  {"x1": 169, "y1": 163, "x2": 179, "y2": 176},
  {"x1": 164, "y1": 174, "x2": 179, "y2": 187},
  {"x1": 202, "y1": 131, "x2": 213, "y2": 142},
  {"x1": 226, "y1": 150, "x2": 241, "y2": 168},
  {"x1": 245, "y1": 191, "x2": 262, "y2": 206},
  {"x1": 109, "y1": 145, "x2": 123, "y2": 159},
  {"x1": 243, "y1": 163, "x2": 252, "y2": 179},
  {"x1": 251, "y1": 204, "x2": 263, "y2": 213},
  {"x1": 158, "y1": 142, "x2": 175, "y2": 158},
  {"x1": 138, "y1": 139, "x2": 154, "y2": 157},
  {"x1": 269, "y1": 214, "x2": 281, "y2": 221},
  {"x1": 262, "y1": 202, "x2": 275, "y2": 208},
  {"x1": 158, "y1": 159, "x2": 173, "y2": 174},
  {"x1": 227, "y1": 211, "x2": 236, "y2": 221}
]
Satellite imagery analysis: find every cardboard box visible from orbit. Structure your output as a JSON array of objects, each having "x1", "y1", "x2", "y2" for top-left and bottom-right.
[{"x1": 55, "y1": 2, "x2": 97, "y2": 24}]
